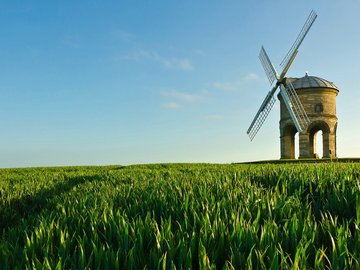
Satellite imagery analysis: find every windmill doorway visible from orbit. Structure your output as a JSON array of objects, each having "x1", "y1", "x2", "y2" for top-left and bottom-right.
[
  {"x1": 308, "y1": 123, "x2": 330, "y2": 159},
  {"x1": 312, "y1": 130, "x2": 323, "y2": 158},
  {"x1": 294, "y1": 133, "x2": 299, "y2": 159}
]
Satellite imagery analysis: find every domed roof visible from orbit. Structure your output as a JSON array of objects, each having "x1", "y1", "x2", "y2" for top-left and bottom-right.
[{"x1": 287, "y1": 74, "x2": 338, "y2": 90}]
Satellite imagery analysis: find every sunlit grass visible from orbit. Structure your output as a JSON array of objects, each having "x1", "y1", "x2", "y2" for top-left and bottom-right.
[{"x1": 0, "y1": 163, "x2": 359, "y2": 269}]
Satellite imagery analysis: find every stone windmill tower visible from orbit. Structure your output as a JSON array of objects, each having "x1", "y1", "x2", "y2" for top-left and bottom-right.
[{"x1": 279, "y1": 75, "x2": 339, "y2": 159}]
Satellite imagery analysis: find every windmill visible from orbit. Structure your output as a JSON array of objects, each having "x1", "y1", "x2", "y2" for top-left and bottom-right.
[{"x1": 247, "y1": 10, "x2": 317, "y2": 141}]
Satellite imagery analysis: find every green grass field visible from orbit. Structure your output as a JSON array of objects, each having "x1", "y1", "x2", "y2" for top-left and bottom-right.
[{"x1": 1, "y1": 163, "x2": 359, "y2": 269}]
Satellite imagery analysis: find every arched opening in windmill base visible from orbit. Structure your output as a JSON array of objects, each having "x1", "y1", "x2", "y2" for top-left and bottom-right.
[
  {"x1": 308, "y1": 122, "x2": 330, "y2": 159},
  {"x1": 314, "y1": 130, "x2": 323, "y2": 158},
  {"x1": 294, "y1": 132, "x2": 299, "y2": 159}
]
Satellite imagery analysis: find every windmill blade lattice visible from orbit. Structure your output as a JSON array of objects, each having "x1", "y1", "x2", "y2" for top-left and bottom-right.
[
  {"x1": 247, "y1": 47, "x2": 279, "y2": 140},
  {"x1": 247, "y1": 93, "x2": 276, "y2": 140},
  {"x1": 259, "y1": 46, "x2": 278, "y2": 85},
  {"x1": 280, "y1": 10, "x2": 317, "y2": 71},
  {"x1": 283, "y1": 80, "x2": 310, "y2": 131}
]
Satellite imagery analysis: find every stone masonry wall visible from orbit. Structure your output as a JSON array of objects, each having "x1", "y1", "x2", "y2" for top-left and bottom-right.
[{"x1": 278, "y1": 87, "x2": 339, "y2": 159}]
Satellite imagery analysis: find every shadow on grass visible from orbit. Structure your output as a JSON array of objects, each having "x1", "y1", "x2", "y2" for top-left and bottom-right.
[{"x1": 0, "y1": 175, "x2": 101, "y2": 231}]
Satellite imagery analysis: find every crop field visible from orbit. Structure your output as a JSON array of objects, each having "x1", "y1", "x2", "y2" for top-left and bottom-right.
[{"x1": 0, "y1": 163, "x2": 360, "y2": 269}]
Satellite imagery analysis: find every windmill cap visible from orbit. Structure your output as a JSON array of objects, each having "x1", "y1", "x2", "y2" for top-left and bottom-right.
[{"x1": 287, "y1": 75, "x2": 338, "y2": 90}]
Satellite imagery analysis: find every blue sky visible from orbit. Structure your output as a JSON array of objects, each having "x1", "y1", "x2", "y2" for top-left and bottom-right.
[{"x1": 0, "y1": 1, "x2": 359, "y2": 167}]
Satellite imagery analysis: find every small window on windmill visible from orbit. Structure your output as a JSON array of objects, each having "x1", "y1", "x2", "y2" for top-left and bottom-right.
[{"x1": 315, "y1": 103, "x2": 323, "y2": 113}]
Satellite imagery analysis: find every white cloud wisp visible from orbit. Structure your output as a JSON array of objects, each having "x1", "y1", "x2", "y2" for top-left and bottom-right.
[{"x1": 135, "y1": 49, "x2": 194, "y2": 71}]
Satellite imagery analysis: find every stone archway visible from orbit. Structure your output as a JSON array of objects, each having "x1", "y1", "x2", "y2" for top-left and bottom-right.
[
  {"x1": 281, "y1": 120, "x2": 337, "y2": 159},
  {"x1": 308, "y1": 121, "x2": 331, "y2": 158}
]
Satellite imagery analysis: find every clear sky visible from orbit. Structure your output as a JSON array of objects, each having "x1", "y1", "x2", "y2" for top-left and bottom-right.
[{"x1": 0, "y1": 1, "x2": 359, "y2": 167}]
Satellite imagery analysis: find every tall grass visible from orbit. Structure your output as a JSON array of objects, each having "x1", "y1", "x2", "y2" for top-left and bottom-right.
[{"x1": 0, "y1": 163, "x2": 359, "y2": 269}]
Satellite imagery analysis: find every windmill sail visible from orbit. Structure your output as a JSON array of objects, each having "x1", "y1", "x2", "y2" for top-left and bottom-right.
[
  {"x1": 247, "y1": 10, "x2": 317, "y2": 140},
  {"x1": 282, "y1": 80, "x2": 310, "y2": 131},
  {"x1": 247, "y1": 91, "x2": 276, "y2": 140},
  {"x1": 259, "y1": 46, "x2": 278, "y2": 85},
  {"x1": 246, "y1": 47, "x2": 280, "y2": 140},
  {"x1": 280, "y1": 10, "x2": 317, "y2": 77}
]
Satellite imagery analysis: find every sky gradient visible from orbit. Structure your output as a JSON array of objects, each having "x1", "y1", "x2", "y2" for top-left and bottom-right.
[{"x1": 0, "y1": 1, "x2": 359, "y2": 167}]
